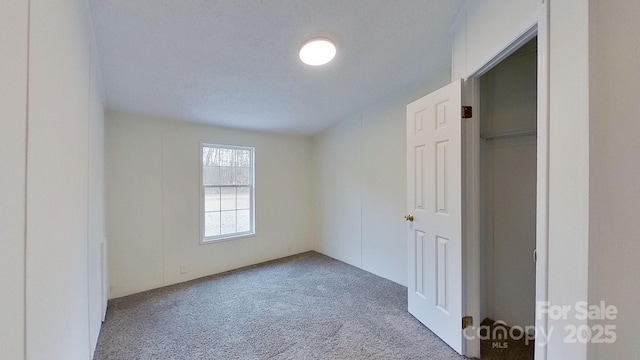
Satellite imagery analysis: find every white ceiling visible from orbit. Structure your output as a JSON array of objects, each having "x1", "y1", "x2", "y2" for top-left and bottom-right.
[{"x1": 91, "y1": 0, "x2": 465, "y2": 135}]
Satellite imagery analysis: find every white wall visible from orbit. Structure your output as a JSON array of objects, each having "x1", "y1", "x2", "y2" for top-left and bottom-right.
[
  {"x1": 107, "y1": 113, "x2": 163, "y2": 297},
  {"x1": 87, "y1": 42, "x2": 107, "y2": 354},
  {"x1": 0, "y1": 0, "x2": 107, "y2": 359},
  {"x1": 0, "y1": 1, "x2": 28, "y2": 359},
  {"x1": 26, "y1": 1, "x2": 92, "y2": 357},
  {"x1": 483, "y1": 137, "x2": 537, "y2": 328},
  {"x1": 312, "y1": 68, "x2": 451, "y2": 286},
  {"x1": 451, "y1": 0, "x2": 540, "y2": 80},
  {"x1": 589, "y1": 1, "x2": 640, "y2": 358},
  {"x1": 107, "y1": 112, "x2": 314, "y2": 298},
  {"x1": 452, "y1": 0, "x2": 591, "y2": 358},
  {"x1": 313, "y1": 114, "x2": 363, "y2": 269},
  {"x1": 547, "y1": 1, "x2": 590, "y2": 358},
  {"x1": 28, "y1": 0, "x2": 108, "y2": 358}
]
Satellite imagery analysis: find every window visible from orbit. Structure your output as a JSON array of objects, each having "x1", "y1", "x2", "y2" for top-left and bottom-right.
[{"x1": 201, "y1": 144, "x2": 255, "y2": 242}]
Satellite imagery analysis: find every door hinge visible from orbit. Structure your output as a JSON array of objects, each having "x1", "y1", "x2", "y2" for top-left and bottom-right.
[
  {"x1": 462, "y1": 106, "x2": 472, "y2": 119},
  {"x1": 462, "y1": 316, "x2": 473, "y2": 329}
]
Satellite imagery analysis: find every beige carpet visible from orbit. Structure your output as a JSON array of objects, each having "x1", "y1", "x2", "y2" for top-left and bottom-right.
[{"x1": 94, "y1": 251, "x2": 467, "y2": 360}]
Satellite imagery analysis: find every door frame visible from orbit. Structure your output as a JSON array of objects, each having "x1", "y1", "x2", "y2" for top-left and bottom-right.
[{"x1": 462, "y1": 4, "x2": 549, "y2": 359}]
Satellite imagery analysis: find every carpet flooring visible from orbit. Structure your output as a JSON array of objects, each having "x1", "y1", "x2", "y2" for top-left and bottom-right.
[
  {"x1": 480, "y1": 319, "x2": 534, "y2": 360},
  {"x1": 94, "y1": 251, "x2": 468, "y2": 360}
]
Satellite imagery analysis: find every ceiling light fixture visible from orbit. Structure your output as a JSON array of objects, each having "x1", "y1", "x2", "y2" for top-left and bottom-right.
[{"x1": 299, "y1": 38, "x2": 336, "y2": 66}]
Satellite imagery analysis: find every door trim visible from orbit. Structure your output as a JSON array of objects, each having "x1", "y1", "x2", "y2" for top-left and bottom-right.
[{"x1": 462, "y1": 3, "x2": 549, "y2": 359}]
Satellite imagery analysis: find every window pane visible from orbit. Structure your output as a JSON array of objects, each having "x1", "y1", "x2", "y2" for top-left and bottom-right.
[
  {"x1": 204, "y1": 211, "x2": 220, "y2": 237},
  {"x1": 218, "y1": 166, "x2": 235, "y2": 185},
  {"x1": 235, "y1": 167, "x2": 250, "y2": 185},
  {"x1": 236, "y1": 150, "x2": 250, "y2": 167},
  {"x1": 237, "y1": 209, "x2": 251, "y2": 232},
  {"x1": 203, "y1": 166, "x2": 220, "y2": 186},
  {"x1": 220, "y1": 187, "x2": 236, "y2": 211},
  {"x1": 237, "y1": 187, "x2": 250, "y2": 209},
  {"x1": 204, "y1": 187, "x2": 220, "y2": 212},
  {"x1": 202, "y1": 147, "x2": 219, "y2": 166},
  {"x1": 221, "y1": 210, "x2": 236, "y2": 235},
  {"x1": 219, "y1": 148, "x2": 236, "y2": 167}
]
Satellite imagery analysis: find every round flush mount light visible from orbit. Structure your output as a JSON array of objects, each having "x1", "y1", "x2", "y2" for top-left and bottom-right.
[{"x1": 299, "y1": 38, "x2": 336, "y2": 66}]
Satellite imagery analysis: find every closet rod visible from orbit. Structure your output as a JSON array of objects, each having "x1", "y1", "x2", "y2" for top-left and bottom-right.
[{"x1": 480, "y1": 128, "x2": 537, "y2": 140}]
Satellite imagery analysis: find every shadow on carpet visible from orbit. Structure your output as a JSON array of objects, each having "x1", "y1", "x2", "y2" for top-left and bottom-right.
[{"x1": 94, "y1": 251, "x2": 468, "y2": 360}]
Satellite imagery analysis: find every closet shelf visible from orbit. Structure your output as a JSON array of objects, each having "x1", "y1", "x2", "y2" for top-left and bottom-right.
[{"x1": 480, "y1": 127, "x2": 537, "y2": 140}]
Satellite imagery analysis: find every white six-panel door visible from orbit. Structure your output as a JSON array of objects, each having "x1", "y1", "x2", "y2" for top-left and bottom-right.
[{"x1": 407, "y1": 80, "x2": 463, "y2": 354}]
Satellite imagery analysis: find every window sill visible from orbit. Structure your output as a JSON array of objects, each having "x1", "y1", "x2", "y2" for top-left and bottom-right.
[{"x1": 200, "y1": 232, "x2": 256, "y2": 245}]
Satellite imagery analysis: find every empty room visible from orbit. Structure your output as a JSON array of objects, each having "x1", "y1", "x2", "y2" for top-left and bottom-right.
[{"x1": 2, "y1": 0, "x2": 639, "y2": 360}]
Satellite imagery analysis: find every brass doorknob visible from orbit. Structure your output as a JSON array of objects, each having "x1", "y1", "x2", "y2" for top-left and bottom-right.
[{"x1": 404, "y1": 215, "x2": 414, "y2": 222}]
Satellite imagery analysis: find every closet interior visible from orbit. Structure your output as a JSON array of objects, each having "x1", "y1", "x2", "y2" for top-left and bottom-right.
[{"x1": 478, "y1": 37, "x2": 537, "y2": 359}]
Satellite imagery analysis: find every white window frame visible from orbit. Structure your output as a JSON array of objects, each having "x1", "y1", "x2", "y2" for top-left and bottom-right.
[{"x1": 200, "y1": 143, "x2": 255, "y2": 243}]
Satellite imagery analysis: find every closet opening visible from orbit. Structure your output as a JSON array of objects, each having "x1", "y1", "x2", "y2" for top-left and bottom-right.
[{"x1": 478, "y1": 37, "x2": 537, "y2": 360}]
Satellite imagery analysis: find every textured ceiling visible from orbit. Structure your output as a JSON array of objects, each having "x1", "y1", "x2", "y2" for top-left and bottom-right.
[{"x1": 91, "y1": 0, "x2": 465, "y2": 135}]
